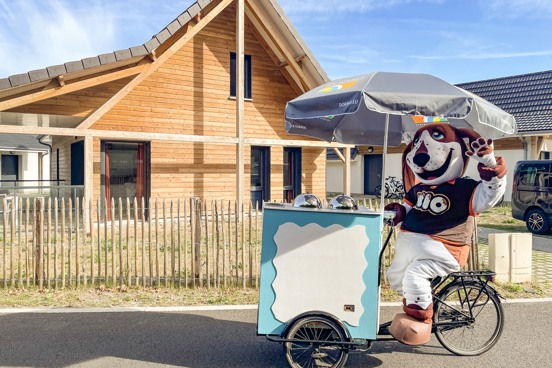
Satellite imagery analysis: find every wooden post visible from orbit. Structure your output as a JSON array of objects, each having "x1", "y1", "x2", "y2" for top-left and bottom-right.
[
  {"x1": 236, "y1": 0, "x2": 245, "y2": 211},
  {"x1": 84, "y1": 135, "x2": 93, "y2": 233},
  {"x1": 193, "y1": 199, "x2": 202, "y2": 286},
  {"x1": 343, "y1": 147, "x2": 351, "y2": 195},
  {"x1": 34, "y1": 198, "x2": 44, "y2": 289}
]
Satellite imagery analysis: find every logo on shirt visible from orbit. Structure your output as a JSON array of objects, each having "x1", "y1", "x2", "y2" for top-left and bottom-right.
[{"x1": 415, "y1": 191, "x2": 450, "y2": 215}]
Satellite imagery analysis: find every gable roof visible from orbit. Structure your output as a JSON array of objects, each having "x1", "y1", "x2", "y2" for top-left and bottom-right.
[
  {"x1": 457, "y1": 70, "x2": 552, "y2": 135},
  {"x1": 0, "y1": 0, "x2": 328, "y2": 101}
]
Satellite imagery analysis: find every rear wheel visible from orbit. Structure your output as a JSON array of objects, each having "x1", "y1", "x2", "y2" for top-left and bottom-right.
[
  {"x1": 434, "y1": 282, "x2": 504, "y2": 356},
  {"x1": 526, "y1": 208, "x2": 550, "y2": 234},
  {"x1": 284, "y1": 316, "x2": 349, "y2": 368}
]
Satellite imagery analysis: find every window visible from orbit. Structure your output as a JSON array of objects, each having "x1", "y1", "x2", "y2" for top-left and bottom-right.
[
  {"x1": 250, "y1": 146, "x2": 270, "y2": 208},
  {"x1": 283, "y1": 148, "x2": 301, "y2": 203},
  {"x1": 101, "y1": 141, "x2": 150, "y2": 219},
  {"x1": 230, "y1": 52, "x2": 252, "y2": 99},
  {"x1": 1, "y1": 155, "x2": 19, "y2": 186},
  {"x1": 519, "y1": 163, "x2": 549, "y2": 187}
]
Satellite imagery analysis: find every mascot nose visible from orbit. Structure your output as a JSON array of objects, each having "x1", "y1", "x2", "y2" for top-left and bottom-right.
[
  {"x1": 413, "y1": 141, "x2": 430, "y2": 167},
  {"x1": 413, "y1": 153, "x2": 430, "y2": 167}
]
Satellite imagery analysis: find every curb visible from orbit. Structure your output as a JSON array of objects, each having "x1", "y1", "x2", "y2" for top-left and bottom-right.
[{"x1": 0, "y1": 299, "x2": 551, "y2": 314}]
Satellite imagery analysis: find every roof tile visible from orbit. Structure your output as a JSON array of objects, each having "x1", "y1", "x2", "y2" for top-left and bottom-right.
[
  {"x1": 167, "y1": 20, "x2": 181, "y2": 35},
  {"x1": 114, "y1": 49, "x2": 132, "y2": 61},
  {"x1": 82, "y1": 56, "x2": 101, "y2": 69},
  {"x1": 0, "y1": 78, "x2": 12, "y2": 90},
  {"x1": 177, "y1": 11, "x2": 191, "y2": 25},
  {"x1": 28, "y1": 68, "x2": 50, "y2": 82},
  {"x1": 9, "y1": 73, "x2": 31, "y2": 87},
  {"x1": 187, "y1": 3, "x2": 201, "y2": 18},
  {"x1": 98, "y1": 53, "x2": 117, "y2": 65},
  {"x1": 129, "y1": 45, "x2": 148, "y2": 57},
  {"x1": 64, "y1": 60, "x2": 84, "y2": 73},
  {"x1": 46, "y1": 65, "x2": 66, "y2": 78},
  {"x1": 197, "y1": 0, "x2": 211, "y2": 9},
  {"x1": 144, "y1": 38, "x2": 161, "y2": 53},
  {"x1": 154, "y1": 29, "x2": 171, "y2": 44}
]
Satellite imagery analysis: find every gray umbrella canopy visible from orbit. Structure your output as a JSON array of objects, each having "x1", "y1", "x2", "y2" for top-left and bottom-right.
[{"x1": 285, "y1": 72, "x2": 517, "y2": 146}]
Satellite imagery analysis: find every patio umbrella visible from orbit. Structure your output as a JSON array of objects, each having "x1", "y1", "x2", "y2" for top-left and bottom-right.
[
  {"x1": 285, "y1": 72, "x2": 516, "y2": 147},
  {"x1": 285, "y1": 71, "x2": 517, "y2": 206}
]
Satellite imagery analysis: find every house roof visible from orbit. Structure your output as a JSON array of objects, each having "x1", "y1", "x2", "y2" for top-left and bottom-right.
[
  {"x1": 457, "y1": 70, "x2": 552, "y2": 134},
  {"x1": 0, "y1": 0, "x2": 328, "y2": 99},
  {"x1": 0, "y1": 134, "x2": 49, "y2": 152}
]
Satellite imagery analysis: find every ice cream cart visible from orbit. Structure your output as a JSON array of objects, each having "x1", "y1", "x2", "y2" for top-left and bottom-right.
[{"x1": 257, "y1": 202, "x2": 388, "y2": 366}]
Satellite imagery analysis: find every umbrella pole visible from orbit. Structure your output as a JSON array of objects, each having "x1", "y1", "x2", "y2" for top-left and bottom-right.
[{"x1": 380, "y1": 113, "x2": 389, "y2": 215}]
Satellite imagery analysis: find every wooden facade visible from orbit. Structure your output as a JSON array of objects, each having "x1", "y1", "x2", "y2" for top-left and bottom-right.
[{"x1": 0, "y1": 0, "x2": 346, "y2": 208}]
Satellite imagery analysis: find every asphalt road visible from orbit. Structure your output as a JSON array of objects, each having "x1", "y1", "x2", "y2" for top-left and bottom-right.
[{"x1": 0, "y1": 301, "x2": 550, "y2": 368}]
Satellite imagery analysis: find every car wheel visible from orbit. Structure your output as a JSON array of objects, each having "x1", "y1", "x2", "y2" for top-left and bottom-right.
[{"x1": 526, "y1": 208, "x2": 550, "y2": 235}]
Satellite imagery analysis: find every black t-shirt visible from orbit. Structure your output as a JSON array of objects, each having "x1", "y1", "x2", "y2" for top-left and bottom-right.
[{"x1": 401, "y1": 178, "x2": 480, "y2": 244}]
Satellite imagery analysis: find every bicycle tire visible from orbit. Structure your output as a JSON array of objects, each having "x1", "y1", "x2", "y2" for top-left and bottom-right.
[
  {"x1": 434, "y1": 281, "x2": 504, "y2": 356},
  {"x1": 283, "y1": 315, "x2": 349, "y2": 368},
  {"x1": 375, "y1": 185, "x2": 382, "y2": 197}
]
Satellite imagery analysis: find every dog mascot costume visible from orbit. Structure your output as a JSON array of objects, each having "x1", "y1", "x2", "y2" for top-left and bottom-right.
[{"x1": 385, "y1": 122, "x2": 507, "y2": 345}]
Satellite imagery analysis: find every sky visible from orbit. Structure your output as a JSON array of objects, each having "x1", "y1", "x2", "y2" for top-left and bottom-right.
[{"x1": 1, "y1": 0, "x2": 552, "y2": 84}]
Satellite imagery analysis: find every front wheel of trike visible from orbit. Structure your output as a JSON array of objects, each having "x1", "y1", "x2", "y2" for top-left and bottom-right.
[
  {"x1": 284, "y1": 315, "x2": 349, "y2": 368},
  {"x1": 434, "y1": 281, "x2": 504, "y2": 356}
]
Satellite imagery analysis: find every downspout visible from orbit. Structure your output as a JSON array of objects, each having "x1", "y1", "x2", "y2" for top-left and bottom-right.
[{"x1": 38, "y1": 135, "x2": 52, "y2": 186}]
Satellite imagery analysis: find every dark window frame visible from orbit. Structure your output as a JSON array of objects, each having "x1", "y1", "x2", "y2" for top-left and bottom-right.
[
  {"x1": 283, "y1": 147, "x2": 302, "y2": 203},
  {"x1": 230, "y1": 52, "x2": 252, "y2": 99}
]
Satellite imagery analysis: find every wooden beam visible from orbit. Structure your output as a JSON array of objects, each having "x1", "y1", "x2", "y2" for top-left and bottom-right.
[
  {"x1": 236, "y1": 0, "x2": 245, "y2": 209},
  {"x1": 244, "y1": 137, "x2": 353, "y2": 148},
  {"x1": 343, "y1": 147, "x2": 351, "y2": 195},
  {"x1": 245, "y1": 0, "x2": 312, "y2": 91},
  {"x1": 56, "y1": 75, "x2": 65, "y2": 87},
  {"x1": 76, "y1": 0, "x2": 233, "y2": 130},
  {"x1": 332, "y1": 147, "x2": 345, "y2": 162},
  {"x1": 0, "y1": 64, "x2": 148, "y2": 111},
  {"x1": 147, "y1": 50, "x2": 157, "y2": 62},
  {"x1": 83, "y1": 135, "x2": 93, "y2": 232}
]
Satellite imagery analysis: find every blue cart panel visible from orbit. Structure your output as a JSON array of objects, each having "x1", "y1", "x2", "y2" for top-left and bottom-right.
[{"x1": 257, "y1": 204, "x2": 383, "y2": 339}]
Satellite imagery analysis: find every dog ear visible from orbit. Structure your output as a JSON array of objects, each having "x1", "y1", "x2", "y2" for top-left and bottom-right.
[
  {"x1": 456, "y1": 128, "x2": 482, "y2": 149},
  {"x1": 402, "y1": 141, "x2": 418, "y2": 194}
]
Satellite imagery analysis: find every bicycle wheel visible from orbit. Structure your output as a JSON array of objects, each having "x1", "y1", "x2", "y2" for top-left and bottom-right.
[
  {"x1": 284, "y1": 316, "x2": 349, "y2": 368},
  {"x1": 434, "y1": 281, "x2": 504, "y2": 356},
  {"x1": 374, "y1": 185, "x2": 382, "y2": 197}
]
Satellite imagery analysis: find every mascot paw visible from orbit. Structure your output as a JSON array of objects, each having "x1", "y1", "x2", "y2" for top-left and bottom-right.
[
  {"x1": 477, "y1": 156, "x2": 507, "y2": 182},
  {"x1": 389, "y1": 313, "x2": 432, "y2": 345},
  {"x1": 384, "y1": 203, "x2": 406, "y2": 226},
  {"x1": 466, "y1": 138, "x2": 497, "y2": 168}
]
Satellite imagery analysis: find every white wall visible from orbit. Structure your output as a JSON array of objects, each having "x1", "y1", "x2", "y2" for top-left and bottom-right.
[{"x1": 326, "y1": 158, "x2": 363, "y2": 194}]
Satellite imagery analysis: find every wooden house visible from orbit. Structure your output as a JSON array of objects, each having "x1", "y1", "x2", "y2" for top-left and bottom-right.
[{"x1": 0, "y1": 0, "x2": 349, "y2": 211}]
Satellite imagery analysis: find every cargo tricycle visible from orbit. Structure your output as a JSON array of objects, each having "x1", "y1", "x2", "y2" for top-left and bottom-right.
[{"x1": 257, "y1": 203, "x2": 504, "y2": 368}]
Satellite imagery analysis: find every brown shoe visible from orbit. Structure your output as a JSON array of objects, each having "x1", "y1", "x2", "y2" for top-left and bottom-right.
[{"x1": 389, "y1": 313, "x2": 432, "y2": 345}]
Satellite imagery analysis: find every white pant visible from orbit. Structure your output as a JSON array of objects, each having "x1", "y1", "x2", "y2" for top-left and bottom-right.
[{"x1": 387, "y1": 231, "x2": 461, "y2": 309}]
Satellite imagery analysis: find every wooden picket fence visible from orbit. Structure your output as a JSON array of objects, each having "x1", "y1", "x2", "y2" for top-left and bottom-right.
[
  {"x1": 0, "y1": 196, "x2": 478, "y2": 290},
  {"x1": 0, "y1": 197, "x2": 263, "y2": 290}
]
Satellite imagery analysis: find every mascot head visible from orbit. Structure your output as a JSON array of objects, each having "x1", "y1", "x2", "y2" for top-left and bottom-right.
[{"x1": 402, "y1": 123, "x2": 482, "y2": 192}]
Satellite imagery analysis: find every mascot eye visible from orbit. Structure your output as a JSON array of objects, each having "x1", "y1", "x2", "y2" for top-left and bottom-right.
[
  {"x1": 413, "y1": 137, "x2": 420, "y2": 145},
  {"x1": 432, "y1": 131, "x2": 444, "y2": 140}
]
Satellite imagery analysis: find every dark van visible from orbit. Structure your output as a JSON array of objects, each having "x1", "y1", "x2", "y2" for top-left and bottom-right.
[{"x1": 512, "y1": 160, "x2": 552, "y2": 234}]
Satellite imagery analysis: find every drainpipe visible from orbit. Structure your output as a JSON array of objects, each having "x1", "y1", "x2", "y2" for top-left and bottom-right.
[{"x1": 38, "y1": 135, "x2": 52, "y2": 191}]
